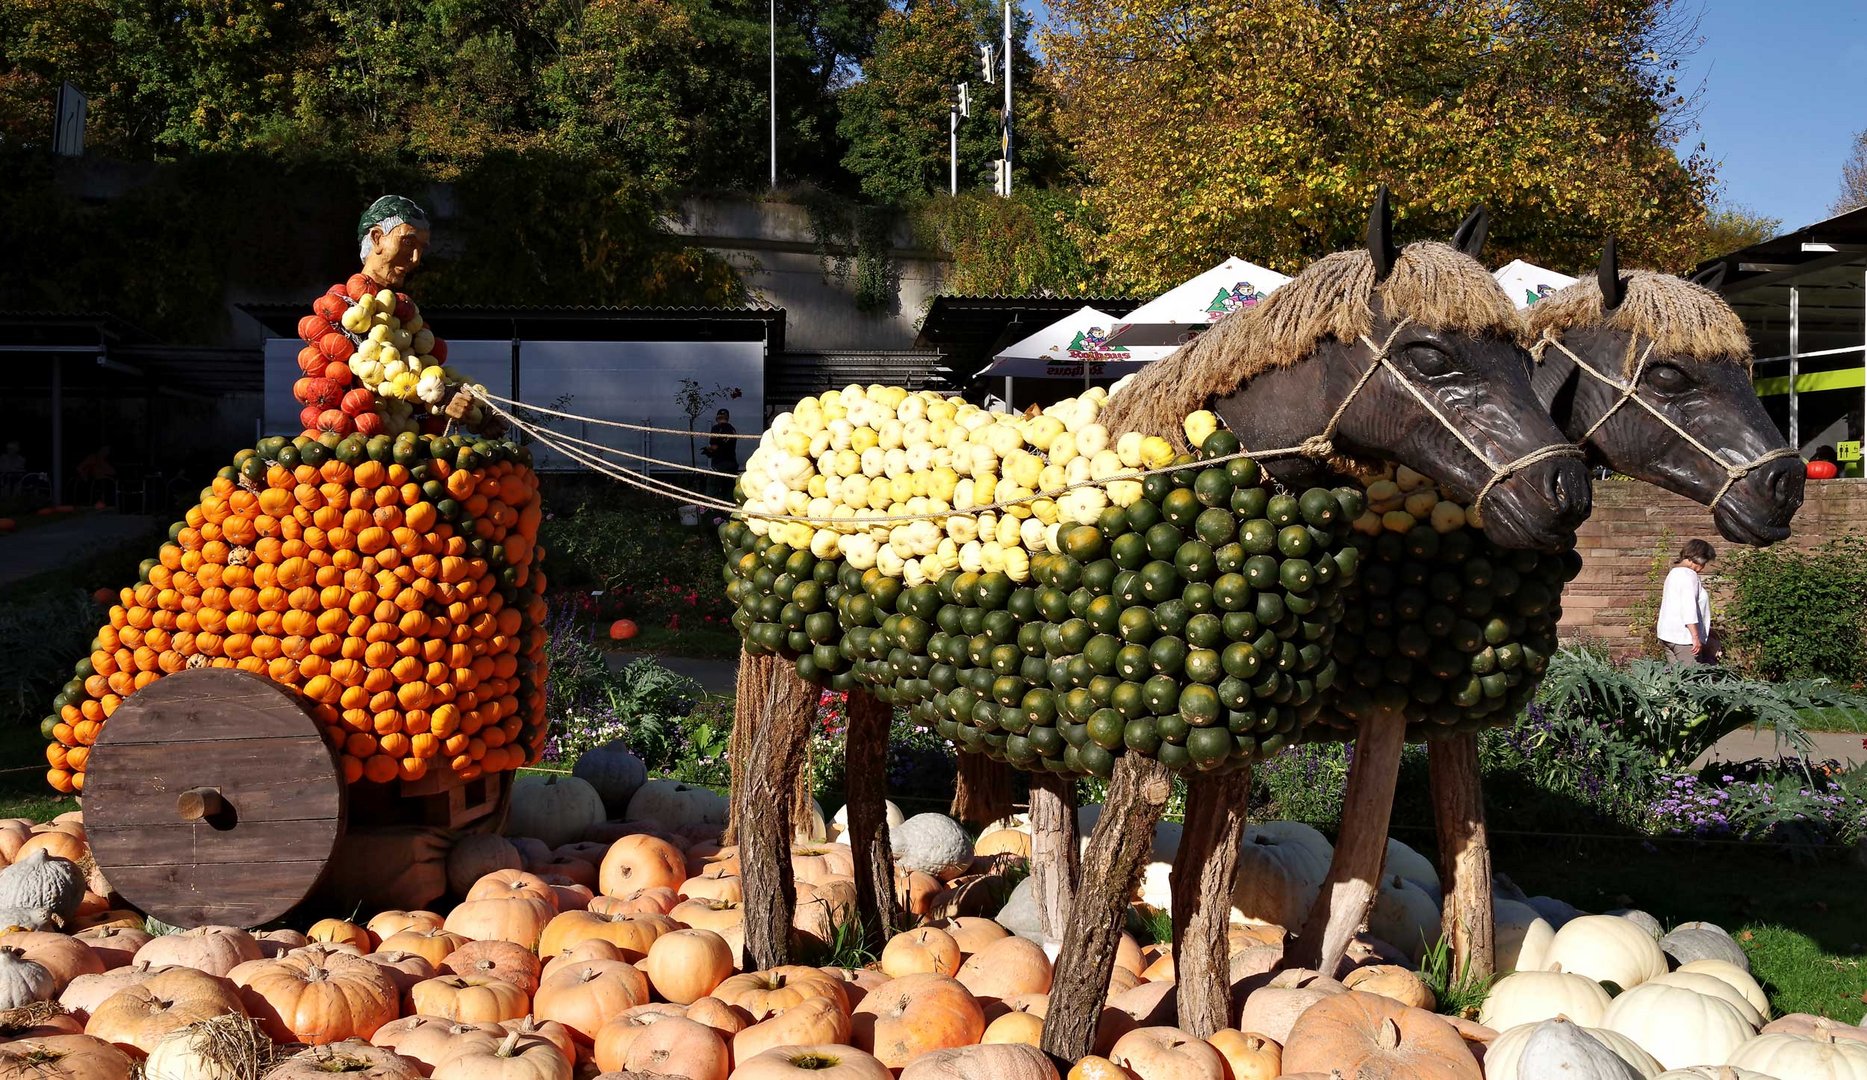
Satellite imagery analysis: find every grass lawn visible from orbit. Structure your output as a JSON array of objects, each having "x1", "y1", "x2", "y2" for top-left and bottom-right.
[
  {"x1": 1802, "y1": 706, "x2": 1867, "y2": 734},
  {"x1": 1492, "y1": 833, "x2": 1867, "y2": 1020},
  {"x1": 0, "y1": 723, "x2": 77, "y2": 822}
]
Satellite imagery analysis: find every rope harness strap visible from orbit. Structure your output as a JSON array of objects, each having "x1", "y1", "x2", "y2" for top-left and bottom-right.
[
  {"x1": 471, "y1": 319, "x2": 1580, "y2": 529},
  {"x1": 1534, "y1": 333, "x2": 1800, "y2": 512}
]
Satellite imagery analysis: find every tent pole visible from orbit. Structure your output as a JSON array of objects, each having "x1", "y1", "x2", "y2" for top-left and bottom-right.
[
  {"x1": 1004, "y1": 376, "x2": 1012, "y2": 410},
  {"x1": 1789, "y1": 286, "x2": 1800, "y2": 451}
]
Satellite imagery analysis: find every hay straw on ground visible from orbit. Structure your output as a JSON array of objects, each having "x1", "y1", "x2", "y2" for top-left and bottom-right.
[
  {"x1": 0, "y1": 1000, "x2": 68, "y2": 1036},
  {"x1": 1100, "y1": 242, "x2": 1520, "y2": 447},
  {"x1": 1525, "y1": 271, "x2": 1753, "y2": 372},
  {"x1": 157, "y1": 1013, "x2": 278, "y2": 1080}
]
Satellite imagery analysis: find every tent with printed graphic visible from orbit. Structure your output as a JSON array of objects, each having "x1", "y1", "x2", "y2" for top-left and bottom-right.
[
  {"x1": 1493, "y1": 259, "x2": 1578, "y2": 309},
  {"x1": 979, "y1": 305, "x2": 1173, "y2": 379},
  {"x1": 1106, "y1": 257, "x2": 1293, "y2": 348}
]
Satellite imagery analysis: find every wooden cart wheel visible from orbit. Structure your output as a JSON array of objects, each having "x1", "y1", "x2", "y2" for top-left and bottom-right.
[{"x1": 84, "y1": 668, "x2": 347, "y2": 928}]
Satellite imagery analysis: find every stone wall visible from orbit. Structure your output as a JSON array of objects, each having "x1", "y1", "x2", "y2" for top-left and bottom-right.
[{"x1": 1559, "y1": 477, "x2": 1867, "y2": 655}]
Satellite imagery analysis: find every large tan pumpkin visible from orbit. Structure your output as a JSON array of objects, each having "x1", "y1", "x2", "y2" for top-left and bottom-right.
[
  {"x1": 376, "y1": 928, "x2": 471, "y2": 968},
  {"x1": 954, "y1": 936, "x2": 1051, "y2": 1000},
  {"x1": 440, "y1": 940, "x2": 543, "y2": 995},
  {"x1": 408, "y1": 974, "x2": 531, "y2": 1024},
  {"x1": 881, "y1": 927, "x2": 963, "y2": 980},
  {"x1": 733, "y1": 996, "x2": 853, "y2": 1063},
  {"x1": 1108, "y1": 1027, "x2": 1227, "y2": 1080},
  {"x1": 641, "y1": 928, "x2": 734, "y2": 1004},
  {"x1": 429, "y1": 1029, "x2": 570, "y2": 1080},
  {"x1": 1206, "y1": 1029, "x2": 1282, "y2": 1080},
  {"x1": 132, "y1": 928, "x2": 261, "y2": 979},
  {"x1": 233, "y1": 949, "x2": 399, "y2": 1044},
  {"x1": 370, "y1": 1014, "x2": 506, "y2": 1071},
  {"x1": 73, "y1": 927, "x2": 153, "y2": 971},
  {"x1": 59, "y1": 962, "x2": 170, "y2": 1022},
  {"x1": 592, "y1": 1012, "x2": 726, "y2": 1079},
  {"x1": 731, "y1": 1044, "x2": 892, "y2": 1079},
  {"x1": 0, "y1": 1034, "x2": 133, "y2": 1080},
  {"x1": 1281, "y1": 991, "x2": 1480, "y2": 1079},
  {"x1": 715, "y1": 967, "x2": 850, "y2": 1018},
  {"x1": 851, "y1": 973, "x2": 984, "y2": 1070},
  {"x1": 530, "y1": 960, "x2": 649, "y2": 1042},
  {"x1": 83, "y1": 967, "x2": 245, "y2": 1058},
  {"x1": 266, "y1": 1039, "x2": 423, "y2": 1080},
  {"x1": 442, "y1": 897, "x2": 555, "y2": 950},
  {"x1": 367, "y1": 911, "x2": 446, "y2": 941},
  {"x1": 598, "y1": 835, "x2": 686, "y2": 897},
  {"x1": 898, "y1": 1042, "x2": 1059, "y2": 1079},
  {"x1": 536, "y1": 910, "x2": 675, "y2": 962}
]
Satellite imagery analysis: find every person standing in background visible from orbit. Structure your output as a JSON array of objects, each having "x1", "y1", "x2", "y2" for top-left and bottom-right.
[
  {"x1": 1657, "y1": 539, "x2": 1717, "y2": 665},
  {"x1": 704, "y1": 409, "x2": 738, "y2": 501}
]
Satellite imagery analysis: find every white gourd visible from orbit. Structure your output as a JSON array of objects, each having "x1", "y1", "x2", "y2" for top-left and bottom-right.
[
  {"x1": 1495, "y1": 899, "x2": 1555, "y2": 974},
  {"x1": 1368, "y1": 873, "x2": 1440, "y2": 963},
  {"x1": 1543, "y1": 914, "x2": 1670, "y2": 990},
  {"x1": 1647, "y1": 972, "x2": 1765, "y2": 1027},
  {"x1": 1654, "y1": 1068, "x2": 1783, "y2": 1080},
  {"x1": 1601, "y1": 983, "x2": 1757, "y2": 1071},
  {"x1": 1231, "y1": 822, "x2": 1332, "y2": 928},
  {"x1": 1676, "y1": 960, "x2": 1770, "y2": 1019},
  {"x1": 1384, "y1": 836, "x2": 1441, "y2": 900},
  {"x1": 892, "y1": 814, "x2": 972, "y2": 877},
  {"x1": 1726, "y1": 1033, "x2": 1867, "y2": 1080},
  {"x1": 0, "y1": 849, "x2": 85, "y2": 925},
  {"x1": 1480, "y1": 969, "x2": 1614, "y2": 1030},
  {"x1": 1509, "y1": 1018, "x2": 1652, "y2": 1080},
  {"x1": 571, "y1": 742, "x2": 648, "y2": 816},
  {"x1": 0, "y1": 945, "x2": 55, "y2": 1010},
  {"x1": 625, "y1": 779, "x2": 728, "y2": 827},
  {"x1": 506, "y1": 775, "x2": 606, "y2": 848}
]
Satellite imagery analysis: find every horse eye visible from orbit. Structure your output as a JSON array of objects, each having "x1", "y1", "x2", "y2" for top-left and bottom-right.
[
  {"x1": 1404, "y1": 343, "x2": 1453, "y2": 376},
  {"x1": 1646, "y1": 363, "x2": 1688, "y2": 391}
]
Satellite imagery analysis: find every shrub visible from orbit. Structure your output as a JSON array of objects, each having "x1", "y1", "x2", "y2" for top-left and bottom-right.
[
  {"x1": 1534, "y1": 647, "x2": 1866, "y2": 768},
  {"x1": 1723, "y1": 536, "x2": 1867, "y2": 682}
]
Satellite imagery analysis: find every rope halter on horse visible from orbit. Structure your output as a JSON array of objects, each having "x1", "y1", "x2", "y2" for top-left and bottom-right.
[
  {"x1": 1532, "y1": 332, "x2": 1801, "y2": 513},
  {"x1": 1307, "y1": 319, "x2": 1584, "y2": 525}
]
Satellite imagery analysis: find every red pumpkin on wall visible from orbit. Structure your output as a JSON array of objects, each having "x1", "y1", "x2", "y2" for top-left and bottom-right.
[
  {"x1": 1806, "y1": 459, "x2": 1839, "y2": 480},
  {"x1": 610, "y1": 620, "x2": 639, "y2": 641}
]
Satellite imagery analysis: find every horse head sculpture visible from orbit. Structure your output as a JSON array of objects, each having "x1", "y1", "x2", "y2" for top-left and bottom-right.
[
  {"x1": 1103, "y1": 190, "x2": 1590, "y2": 551},
  {"x1": 1527, "y1": 240, "x2": 1804, "y2": 545}
]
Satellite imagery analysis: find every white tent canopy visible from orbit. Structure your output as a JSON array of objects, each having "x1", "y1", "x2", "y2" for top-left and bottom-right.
[
  {"x1": 1108, "y1": 257, "x2": 1293, "y2": 347},
  {"x1": 1493, "y1": 259, "x2": 1577, "y2": 309},
  {"x1": 980, "y1": 305, "x2": 1171, "y2": 379}
]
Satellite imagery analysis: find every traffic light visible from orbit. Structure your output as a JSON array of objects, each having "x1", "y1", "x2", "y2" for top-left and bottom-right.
[
  {"x1": 980, "y1": 44, "x2": 996, "y2": 84},
  {"x1": 958, "y1": 82, "x2": 970, "y2": 119}
]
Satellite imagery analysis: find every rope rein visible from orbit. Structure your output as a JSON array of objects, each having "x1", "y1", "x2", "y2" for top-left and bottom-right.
[
  {"x1": 472, "y1": 388, "x2": 765, "y2": 439},
  {"x1": 471, "y1": 318, "x2": 1580, "y2": 528},
  {"x1": 1533, "y1": 332, "x2": 1800, "y2": 511}
]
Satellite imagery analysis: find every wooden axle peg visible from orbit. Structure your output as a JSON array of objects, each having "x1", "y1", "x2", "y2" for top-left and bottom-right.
[
  {"x1": 443, "y1": 389, "x2": 475, "y2": 420},
  {"x1": 177, "y1": 787, "x2": 226, "y2": 822}
]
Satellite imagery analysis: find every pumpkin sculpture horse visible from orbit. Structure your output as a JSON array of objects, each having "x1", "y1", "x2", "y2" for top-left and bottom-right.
[
  {"x1": 722, "y1": 191, "x2": 1595, "y2": 1059},
  {"x1": 1044, "y1": 202, "x2": 1591, "y2": 1045},
  {"x1": 1293, "y1": 240, "x2": 1805, "y2": 982}
]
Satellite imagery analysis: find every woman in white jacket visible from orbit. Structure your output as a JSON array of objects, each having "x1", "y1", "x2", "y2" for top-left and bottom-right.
[{"x1": 1656, "y1": 538, "x2": 1717, "y2": 665}]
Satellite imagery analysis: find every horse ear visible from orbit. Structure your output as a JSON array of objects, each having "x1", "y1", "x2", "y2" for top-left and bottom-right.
[
  {"x1": 1451, "y1": 205, "x2": 1489, "y2": 259},
  {"x1": 1597, "y1": 237, "x2": 1628, "y2": 309},
  {"x1": 1687, "y1": 261, "x2": 1728, "y2": 291},
  {"x1": 1367, "y1": 185, "x2": 1398, "y2": 281}
]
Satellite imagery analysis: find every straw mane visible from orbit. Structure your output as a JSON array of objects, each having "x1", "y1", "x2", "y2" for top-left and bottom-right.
[
  {"x1": 1524, "y1": 271, "x2": 1753, "y2": 374},
  {"x1": 1100, "y1": 241, "x2": 1520, "y2": 447}
]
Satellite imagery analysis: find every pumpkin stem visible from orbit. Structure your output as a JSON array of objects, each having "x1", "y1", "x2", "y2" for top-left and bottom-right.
[
  {"x1": 496, "y1": 1029, "x2": 523, "y2": 1057},
  {"x1": 1376, "y1": 1017, "x2": 1401, "y2": 1051}
]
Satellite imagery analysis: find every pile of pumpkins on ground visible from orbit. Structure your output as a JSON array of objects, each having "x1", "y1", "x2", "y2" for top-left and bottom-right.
[{"x1": 0, "y1": 757, "x2": 1862, "y2": 1080}]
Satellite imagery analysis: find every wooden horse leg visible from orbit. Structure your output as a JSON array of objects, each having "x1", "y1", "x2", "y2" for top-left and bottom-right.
[
  {"x1": 1171, "y1": 765, "x2": 1252, "y2": 1038},
  {"x1": 843, "y1": 689, "x2": 903, "y2": 949},
  {"x1": 951, "y1": 750, "x2": 1015, "y2": 831},
  {"x1": 1027, "y1": 771, "x2": 1079, "y2": 941},
  {"x1": 1041, "y1": 756, "x2": 1173, "y2": 1063},
  {"x1": 1430, "y1": 732, "x2": 1495, "y2": 980},
  {"x1": 1291, "y1": 716, "x2": 1405, "y2": 975},
  {"x1": 732, "y1": 649, "x2": 816, "y2": 970}
]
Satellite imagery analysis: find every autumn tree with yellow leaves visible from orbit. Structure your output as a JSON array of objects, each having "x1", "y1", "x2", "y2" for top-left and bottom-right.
[{"x1": 1042, "y1": 0, "x2": 1720, "y2": 293}]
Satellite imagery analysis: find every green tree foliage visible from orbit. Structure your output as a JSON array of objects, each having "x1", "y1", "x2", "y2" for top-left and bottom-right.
[
  {"x1": 1695, "y1": 203, "x2": 1781, "y2": 263},
  {"x1": 1723, "y1": 537, "x2": 1867, "y2": 683},
  {"x1": 1835, "y1": 126, "x2": 1867, "y2": 215},
  {"x1": 0, "y1": 0, "x2": 885, "y2": 190},
  {"x1": 1042, "y1": 0, "x2": 1722, "y2": 293},
  {"x1": 914, "y1": 188, "x2": 1107, "y2": 296},
  {"x1": 837, "y1": 0, "x2": 1066, "y2": 205}
]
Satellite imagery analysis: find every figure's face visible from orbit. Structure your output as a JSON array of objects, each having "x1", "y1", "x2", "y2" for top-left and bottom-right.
[{"x1": 364, "y1": 222, "x2": 431, "y2": 286}]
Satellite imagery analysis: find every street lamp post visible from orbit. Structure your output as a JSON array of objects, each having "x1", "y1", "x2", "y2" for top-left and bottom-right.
[{"x1": 769, "y1": 0, "x2": 777, "y2": 189}]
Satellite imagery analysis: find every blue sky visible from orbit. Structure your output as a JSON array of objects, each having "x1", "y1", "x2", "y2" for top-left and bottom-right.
[{"x1": 1680, "y1": 0, "x2": 1867, "y2": 230}]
